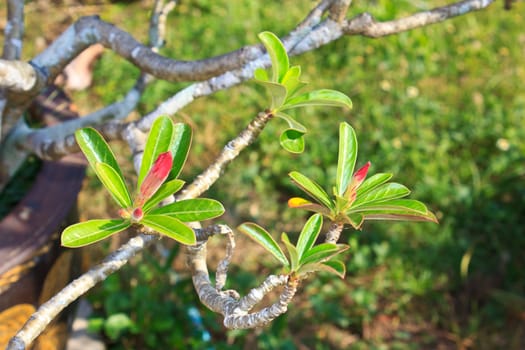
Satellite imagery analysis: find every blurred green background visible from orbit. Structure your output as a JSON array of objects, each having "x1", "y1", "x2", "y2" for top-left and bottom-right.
[{"x1": 22, "y1": 0, "x2": 525, "y2": 348}]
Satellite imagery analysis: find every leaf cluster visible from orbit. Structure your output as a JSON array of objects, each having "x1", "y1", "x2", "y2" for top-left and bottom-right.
[
  {"x1": 61, "y1": 116, "x2": 224, "y2": 247},
  {"x1": 255, "y1": 31, "x2": 352, "y2": 153},
  {"x1": 288, "y1": 122, "x2": 438, "y2": 228},
  {"x1": 239, "y1": 214, "x2": 348, "y2": 279}
]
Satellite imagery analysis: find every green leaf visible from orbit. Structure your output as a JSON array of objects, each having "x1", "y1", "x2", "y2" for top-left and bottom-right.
[
  {"x1": 322, "y1": 260, "x2": 346, "y2": 279},
  {"x1": 281, "y1": 65, "x2": 307, "y2": 98},
  {"x1": 238, "y1": 223, "x2": 289, "y2": 267},
  {"x1": 61, "y1": 219, "x2": 131, "y2": 248},
  {"x1": 141, "y1": 214, "x2": 196, "y2": 245},
  {"x1": 321, "y1": 260, "x2": 346, "y2": 279},
  {"x1": 349, "y1": 199, "x2": 438, "y2": 224},
  {"x1": 169, "y1": 123, "x2": 192, "y2": 180},
  {"x1": 297, "y1": 260, "x2": 346, "y2": 279},
  {"x1": 255, "y1": 79, "x2": 288, "y2": 110},
  {"x1": 346, "y1": 213, "x2": 365, "y2": 229},
  {"x1": 289, "y1": 171, "x2": 334, "y2": 210},
  {"x1": 280, "y1": 129, "x2": 305, "y2": 153},
  {"x1": 336, "y1": 122, "x2": 358, "y2": 196},
  {"x1": 356, "y1": 173, "x2": 393, "y2": 197},
  {"x1": 351, "y1": 199, "x2": 429, "y2": 214},
  {"x1": 254, "y1": 67, "x2": 269, "y2": 81},
  {"x1": 358, "y1": 211, "x2": 438, "y2": 223},
  {"x1": 275, "y1": 112, "x2": 307, "y2": 133},
  {"x1": 258, "y1": 31, "x2": 289, "y2": 83},
  {"x1": 149, "y1": 198, "x2": 224, "y2": 221},
  {"x1": 280, "y1": 89, "x2": 352, "y2": 111},
  {"x1": 95, "y1": 162, "x2": 132, "y2": 208},
  {"x1": 300, "y1": 243, "x2": 349, "y2": 266},
  {"x1": 296, "y1": 214, "x2": 323, "y2": 260},
  {"x1": 352, "y1": 183, "x2": 411, "y2": 208},
  {"x1": 138, "y1": 116, "x2": 174, "y2": 187},
  {"x1": 142, "y1": 179, "x2": 185, "y2": 213},
  {"x1": 281, "y1": 232, "x2": 299, "y2": 272},
  {"x1": 75, "y1": 127, "x2": 126, "y2": 188}
]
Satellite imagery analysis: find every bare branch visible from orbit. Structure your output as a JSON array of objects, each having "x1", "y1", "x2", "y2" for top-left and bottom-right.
[
  {"x1": 344, "y1": 0, "x2": 495, "y2": 38},
  {"x1": 3, "y1": 0, "x2": 25, "y2": 60},
  {"x1": 186, "y1": 238, "x2": 297, "y2": 329},
  {"x1": 329, "y1": 0, "x2": 353, "y2": 23},
  {"x1": 215, "y1": 228, "x2": 235, "y2": 291},
  {"x1": 29, "y1": 15, "x2": 262, "y2": 88},
  {"x1": 0, "y1": 60, "x2": 37, "y2": 92},
  {"x1": 223, "y1": 277, "x2": 298, "y2": 329}
]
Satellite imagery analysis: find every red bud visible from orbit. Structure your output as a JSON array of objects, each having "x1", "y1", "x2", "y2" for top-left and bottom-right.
[
  {"x1": 344, "y1": 161, "x2": 371, "y2": 204},
  {"x1": 353, "y1": 161, "x2": 371, "y2": 185},
  {"x1": 135, "y1": 152, "x2": 173, "y2": 207},
  {"x1": 132, "y1": 207, "x2": 144, "y2": 221}
]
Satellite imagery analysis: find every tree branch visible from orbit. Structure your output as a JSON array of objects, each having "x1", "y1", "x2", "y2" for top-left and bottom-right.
[
  {"x1": 343, "y1": 0, "x2": 495, "y2": 38},
  {"x1": 28, "y1": 15, "x2": 262, "y2": 88},
  {"x1": 186, "y1": 234, "x2": 297, "y2": 329},
  {"x1": 3, "y1": 0, "x2": 25, "y2": 60},
  {"x1": 325, "y1": 222, "x2": 345, "y2": 244}
]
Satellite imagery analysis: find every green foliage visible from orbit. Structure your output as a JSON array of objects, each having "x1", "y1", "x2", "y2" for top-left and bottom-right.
[
  {"x1": 72, "y1": 1, "x2": 525, "y2": 348},
  {"x1": 255, "y1": 31, "x2": 352, "y2": 153},
  {"x1": 61, "y1": 116, "x2": 224, "y2": 247},
  {"x1": 289, "y1": 122, "x2": 437, "y2": 228},
  {"x1": 239, "y1": 214, "x2": 349, "y2": 279}
]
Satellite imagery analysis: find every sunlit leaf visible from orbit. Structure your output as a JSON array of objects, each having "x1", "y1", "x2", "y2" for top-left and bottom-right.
[
  {"x1": 336, "y1": 122, "x2": 358, "y2": 196},
  {"x1": 238, "y1": 223, "x2": 289, "y2": 267},
  {"x1": 281, "y1": 232, "x2": 299, "y2": 272},
  {"x1": 350, "y1": 199, "x2": 429, "y2": 214},
  {"x1": 75, "y1": 127, "x2": 126, "y2": 188},
  {"x1": 275, "y1": 112, "x2": 307, "y2": 133},
  {"x1": 61, "y1": 219, "x2": 131, "y2": 248},
  {"x1": 356, "y1": 173, "x2": 393, "y2": 197},
  {"x1": 255, "y1": 79, "x2": 287, "y2": 110},
  {"x1": 356, "y1": 208, "x2": 438, "y2": 224},
  {"x1": 95, "y1": 162, "x2": 132, "y2": 208},
  {"x1": 321, "y1": 260, "x2": 346, "y2": 278},
  {"x1": 281, "y1": 65, "x2": 307, "y2": 98},
  {"x1": 258, "y1": 31, "x2": 289, "y2": 83},
  {"x1": 346, "y1": 213, "x2": 364, "y2": 229},
  {"x1": 296, "y1": 214, "x2": 323, "y2": 260},
  {"x1": 149, "y1": 198, "x2": 224, "y2": 222},
  {"x1": 281, "y1": 89, "x2": 352, "y2": 111},
  {"x1": 142, "y1": 179, "x2": 185, "y2": 213},
  {"x1": 289, "y1": 171, "x2": 334, "y2": 210},
  {"x1": 254, "y1": 67, "x2": 269, "y2": 82},
  {"x1": 297, "y1": 260, "x2": 346, "y2": 279},
  {"x1": 300, "y1": 243, "x2": 348, "y2": 266},
  {"x1": 280, "y1": 129, "x2": 305, "y2": 153},
  {"x1": 169, "y1": 123, "x2": 192, "y2": 180},
  {"x1": 352, "y1": 183, "x2": 411, "y2": 208},
  {"x1": 138, "y1": 116, "x2": 174, "y2": 187},
  {"x1": 141, "y1": 214, "x2": 196, "y2": 245}
]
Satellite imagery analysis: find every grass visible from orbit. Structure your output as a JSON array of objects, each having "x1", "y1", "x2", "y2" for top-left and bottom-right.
[{"x1": 10, "y1": 0, "x2": 525, "y2": 348}]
